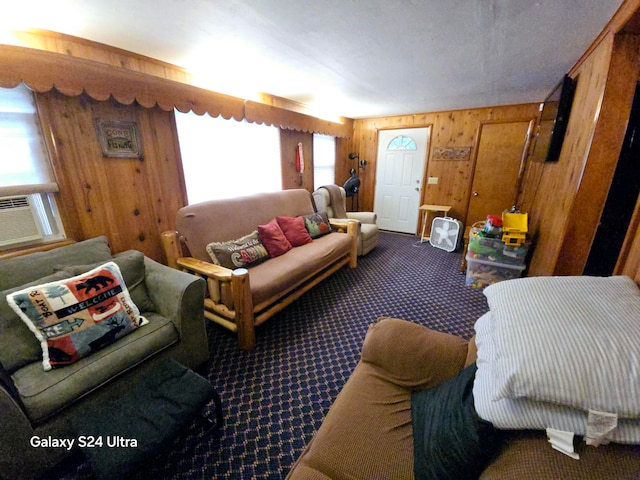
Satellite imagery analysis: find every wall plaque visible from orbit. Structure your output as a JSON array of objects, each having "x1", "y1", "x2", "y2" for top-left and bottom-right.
[
  {"x1": 95, "y1": 120, "x2": 142, "y2": 158},
  {"x1": 432, "y1": 146, "x2": 471, "y2": 161}
]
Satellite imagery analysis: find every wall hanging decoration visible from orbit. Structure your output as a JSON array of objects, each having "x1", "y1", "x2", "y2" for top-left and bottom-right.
[
  {"x1": 95, "y1": 119, "x2": 142, "y2": 158},
  {"x1": 432, "y1": 146, "x2": 471, "y2": 161},
  {"x1": 296, "y1": 142, "x2": 305, "y2": 185}
]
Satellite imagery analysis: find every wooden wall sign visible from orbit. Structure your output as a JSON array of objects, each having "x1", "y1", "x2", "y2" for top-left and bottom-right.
[
  {"x1": 432, "y1": 146, "x2": 471, "y2": 161},
  {"x1": 95, "y1": 119, "x2": 142, "y2": 158}
]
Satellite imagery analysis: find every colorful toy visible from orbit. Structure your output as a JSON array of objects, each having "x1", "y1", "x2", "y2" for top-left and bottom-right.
[
  {"x1": 484, "y1": 215, "x2": 503, "y2": 237},
  {"x1": 502, "y1": 210, "x2": 528, "y2": 246}
]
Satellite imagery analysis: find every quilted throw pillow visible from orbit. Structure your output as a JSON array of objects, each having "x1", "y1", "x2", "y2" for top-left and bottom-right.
[
  {"x1": 303, "y1": 212, "x2": 332, "y2": 239},
  {"x1": 6, "y1": 262, "x2": 147, "y2": 371},
  {"x1": 206, "y1": 231, "x2": 269, "y2": 269}
]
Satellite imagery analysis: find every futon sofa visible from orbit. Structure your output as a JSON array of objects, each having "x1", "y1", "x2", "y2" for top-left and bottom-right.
[
  {"x1": 288, "y1": 276, "x2": 640, "y2": 479},
  {"x1": 0, "y1": 237, "x2": 208, "y2": 480},
  {"x1": 162, "y1": 189, "x2": 358, "y2": 350}
]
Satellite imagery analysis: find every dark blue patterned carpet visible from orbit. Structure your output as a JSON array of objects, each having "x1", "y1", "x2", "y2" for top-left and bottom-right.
[{"x1": 47, "y1": 232, "x2": 489, "y2": 480}]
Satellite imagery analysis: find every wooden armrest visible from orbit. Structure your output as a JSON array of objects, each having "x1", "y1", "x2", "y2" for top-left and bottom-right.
[
  {"x1": 330, "y1": 218, "x2": 359, "y2": 234},
  {"x1": 330, "y1": 219, "x2": 350, "y2": 228},
  {"x1": 0, "y1": 239, "x2": 75, "y2": 261},
  {"x1": 328, "y1": 219, "x2": 358, "y2": 267},
  {"x1": 176, "y1": 257, "x2": 233, "y2": 280}
]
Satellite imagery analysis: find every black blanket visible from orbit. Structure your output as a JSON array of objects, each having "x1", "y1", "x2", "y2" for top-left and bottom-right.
[{"x1": 411, "y1": 363, "x2": 499, "y2": 480}]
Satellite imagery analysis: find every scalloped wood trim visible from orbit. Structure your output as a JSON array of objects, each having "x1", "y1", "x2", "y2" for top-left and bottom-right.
[
  {"x1": 0, "y1": 44, "x2": 351, "y2": 136},
  {"x1": 0, "y1": 44, "x2": 244, "y2": 119},
  {"x1": 245, "y1": 100, "x2": 351, "y2": 137}
]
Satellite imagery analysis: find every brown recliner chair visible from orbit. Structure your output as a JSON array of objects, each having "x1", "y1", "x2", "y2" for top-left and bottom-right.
[
  {"x1": 287, "y1": 317, "x2": 640, "y2": 479},
  {"x1": 313, "y1": 185, "x2": 379, "y2": 256}
]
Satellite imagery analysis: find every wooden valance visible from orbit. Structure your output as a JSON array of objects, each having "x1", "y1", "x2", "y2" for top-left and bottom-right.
[
  {"x1": 0, "y1": 44, "x2": 244, "y2": 120},
  {"x1": 244, "y1": 100, "x2": 351, "y2": 138},
  {"x1": 0, "y1": 44, "x2": 351, "y2": 136}
]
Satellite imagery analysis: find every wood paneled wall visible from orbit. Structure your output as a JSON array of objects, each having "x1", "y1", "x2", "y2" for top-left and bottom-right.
[
  {"x1": 37, "y1": 90, "x2": 187, "y2": 262},
  {"x1": 514, "y1": 1, "x2": 640, "y2": 276},
  {"x1": 347, "y1": 104, "x2": 540, "y2": 222},
  {"x1": 280, "y1": 130, "x2": 314, "y2": 191},
  {"x1": 555, "y1": 34, "x2": 639, "y2": 276},
  {"x1": 520, "y1": 32, "x2": 640, "y2": 276},
  {"x1": 518, "y1": 35, "x2": 614, "y2": 276}
]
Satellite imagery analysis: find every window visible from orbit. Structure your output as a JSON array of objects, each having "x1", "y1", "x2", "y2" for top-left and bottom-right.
[
  {"x1": 175, "y1": 111, "x2": 282, "y2": 204},
  {"x1": 387, "y1": 135, "x2": 416, "y2": 150},
  {"x1": 313, "y1": 133, "x2": 336, "y2": 189},
  {"x1": 0, "y1": 85, "x2": 65, "y2": 250}
]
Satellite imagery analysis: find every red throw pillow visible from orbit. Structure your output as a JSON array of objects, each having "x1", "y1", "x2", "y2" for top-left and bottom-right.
[
  {"x1": 257, "y1": 218, "x2": 292, "y2": 257},
  {"x1": 276, "y1": 216, "x2": 313, "y2": 247}
]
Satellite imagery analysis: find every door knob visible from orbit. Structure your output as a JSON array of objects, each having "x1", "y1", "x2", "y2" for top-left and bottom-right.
[{"x1": 473, "y1": 191, "x2": 479, "y2": 197}]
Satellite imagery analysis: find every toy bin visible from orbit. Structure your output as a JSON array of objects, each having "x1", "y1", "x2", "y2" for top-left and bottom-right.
[
  {"x1": 467, "y1": 235, "x2": 530, "y2": 265},
  {"x1": 465, "y1": 254, "x2": 525, "y2": 288}
]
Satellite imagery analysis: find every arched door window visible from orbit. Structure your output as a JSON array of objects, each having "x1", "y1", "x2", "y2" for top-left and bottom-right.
[{"x1": 387, "y1": 135, "x2": 417, "y2": 150}]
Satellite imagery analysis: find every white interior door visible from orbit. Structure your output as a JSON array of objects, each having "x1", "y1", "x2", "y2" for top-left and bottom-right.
[{"x1": 374, "y1": 127, "x2": 429, "y2": 234}]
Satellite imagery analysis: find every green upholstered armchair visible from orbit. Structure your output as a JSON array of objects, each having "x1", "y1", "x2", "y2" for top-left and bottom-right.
[{"x1": 0, "y1": 237, "x2": 207, "y2": 479}]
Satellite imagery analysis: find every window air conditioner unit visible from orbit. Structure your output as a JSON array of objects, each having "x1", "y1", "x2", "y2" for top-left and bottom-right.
[{"x1": 0, "y1": 195, "x2": 43, "y2": 247}]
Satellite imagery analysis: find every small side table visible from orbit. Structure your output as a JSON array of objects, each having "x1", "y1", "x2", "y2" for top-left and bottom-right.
[{"x1": 419, "y1": 204, "x2": 452, "y2": 243}]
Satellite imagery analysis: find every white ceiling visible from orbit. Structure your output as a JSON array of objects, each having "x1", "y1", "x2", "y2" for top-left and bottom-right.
[{"x1": 3, "y1": 0, "x2": 625, "y2": 119}]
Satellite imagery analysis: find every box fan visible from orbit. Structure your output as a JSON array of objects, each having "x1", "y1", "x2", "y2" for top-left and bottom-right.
[{"x1": 429, "y1": 217, "x2": 463, "y2": 252}]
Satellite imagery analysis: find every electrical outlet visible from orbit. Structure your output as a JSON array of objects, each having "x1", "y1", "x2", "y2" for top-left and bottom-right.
[{"x1": 428, "y1": 176, "x2": 439, "y2": 185}]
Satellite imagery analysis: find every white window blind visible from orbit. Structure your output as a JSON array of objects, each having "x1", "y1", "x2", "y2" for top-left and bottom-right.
[
  {"x1": 175, "y1": 111, "x2": 282, "y2": 204},
  {"x1": 0, "y1": 84, "x2": 65, "y2": 249},
  {"x1": 0, "y1": 84, "x2": 58, "y2": 196},
  {"x1": 313, "y1": 133, "x2": 336, "y2": 189}
]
